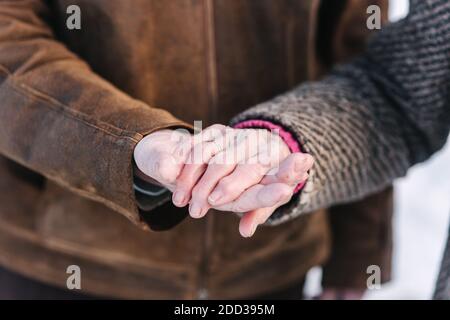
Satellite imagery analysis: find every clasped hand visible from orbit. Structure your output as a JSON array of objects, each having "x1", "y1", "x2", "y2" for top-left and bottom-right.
[{"x1": 134, "y1": 124, "x2": 313, "y2": 237}]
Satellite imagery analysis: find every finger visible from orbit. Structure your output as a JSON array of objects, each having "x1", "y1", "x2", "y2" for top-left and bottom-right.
[
  {"x1": 238, "y1": 206, "x2": 277, "y2": 238},
  {"x1": 134, "y1": 129, "x2": 192, "y2": 196},
  {"x1": 188, "y1": 133, "x2": 261, "y2": 217},
  {"x1": 214, "y1": 183, "x2": 293, "y2": 213},
  {"x1": 238, "y1": 183, "x2": 295, "y2": 237},
  {"x1": 195, "y1": 124, "x2": 227, "y2": 143},
  {"x1": 261, "y1": 153, "x2": 313, "y2": 186},
  {"x1": 148, "y1": 152, "x2": 181, "y2": 191},
  {"x1": 208, "y1": 131, "x2": 293, "y2": 206},
  {"x1": 172, "y1": 163, "x2": 206, "y2": 207},
  {"x1": 173, "y1": 141, "x2": 221, "y2": 207},
  {"x1": 173, "y1": 126, "x2": 233, "y2": 207},
  {"x1": 188, "y1": 155, "x2": 238, "y2": 218},
  {"x1": 207, "y1": 152, "x2": 276, "y2": 206}
]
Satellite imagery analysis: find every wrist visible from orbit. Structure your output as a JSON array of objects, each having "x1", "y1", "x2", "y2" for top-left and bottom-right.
[
  {"x1": 234, "y1": 120, "x2": 302, "y2": 153},
  {"x1": 233, "y1": 120, "x2": 306, "y2": 194}
]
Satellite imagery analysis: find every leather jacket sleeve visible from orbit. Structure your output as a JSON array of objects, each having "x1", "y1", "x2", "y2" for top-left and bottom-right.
[{"x1": 0, "y1": 0, "x2": 189, "y2": 228}]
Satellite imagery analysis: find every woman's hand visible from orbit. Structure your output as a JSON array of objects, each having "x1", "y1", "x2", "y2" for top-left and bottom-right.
[
  {"x1": 211, "y1": 151, "x2": 312, "y2": 237},
  {"x1": 133, "y1": 129, "x2": 192, "y2": 191}
]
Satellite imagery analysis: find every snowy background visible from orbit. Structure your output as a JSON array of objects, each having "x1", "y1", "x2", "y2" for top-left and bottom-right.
[
  {"x1": 366, "y1": 139, "x2": 450, "y2": 300},
  {"x1": 306, "y1": 0, "x2": 450, "y2": 300}
]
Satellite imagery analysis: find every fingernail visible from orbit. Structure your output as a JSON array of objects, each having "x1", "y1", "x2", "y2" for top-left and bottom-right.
[
  {"x1": 190, "y1": 203, "x2": 201, "y2": 218},
  {"x1": 305, "y1": 155, "x2": 314, "y2": 167},
  {"x1": 249, "y1": 224, "x2": 258, "y2": 237},
  {"x1": 173, "y1": 191, "x2": 185, "y2": 206},
  {"x1": 208, "y1": 191, "x2": 223, "y2": 204},
  {"x1": 295, "y1": 158, "x2": 305, "y2": 172}
]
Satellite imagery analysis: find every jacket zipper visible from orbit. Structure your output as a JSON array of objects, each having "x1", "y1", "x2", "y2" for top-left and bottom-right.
[{"x1": 197, "y1": 0, "x2": 218, "y2": 300}]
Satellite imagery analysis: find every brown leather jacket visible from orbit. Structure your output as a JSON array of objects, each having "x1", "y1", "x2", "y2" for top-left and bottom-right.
[{"x1": 0, "y1": 0, "x2": 391, "y2": 299}]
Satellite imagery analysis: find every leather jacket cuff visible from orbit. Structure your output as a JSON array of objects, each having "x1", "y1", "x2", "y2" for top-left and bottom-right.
[{"x1": 132, "y1": 163, "x2": 188, "y2": 231}]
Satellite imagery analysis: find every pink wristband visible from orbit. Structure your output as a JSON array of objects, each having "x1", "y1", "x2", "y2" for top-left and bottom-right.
[{"x1": 233, "y1": 120, "x2": 306, "y2": 194}]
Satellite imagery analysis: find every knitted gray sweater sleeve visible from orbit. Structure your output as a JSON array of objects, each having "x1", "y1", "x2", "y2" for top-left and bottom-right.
[{"x1": 232, "y1": 0, "x2": 450, "y2": 224}]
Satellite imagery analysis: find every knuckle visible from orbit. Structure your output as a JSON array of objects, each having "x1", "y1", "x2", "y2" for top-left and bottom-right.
[
  {"x1": 257, "y1": 160, "x2": 272, "y2": 173},
  {"x1": 210, "y1": 152, "x2": 226, "y2": 165},
  {"x1": 203, "y1": 124, "x2": 226, "y2": 139},
  {"x1": 256, "y1": 152, "x2": 273, "y2": 167},
  {"x1": 201, "y1": 144, "x2": 214, "y2": 162},
  {"x1": 218, "y1": 178, "x2": 234, "y2": 194},
  {"x1": 210, "y1": 124, "x2": 226, "y2": 131}
]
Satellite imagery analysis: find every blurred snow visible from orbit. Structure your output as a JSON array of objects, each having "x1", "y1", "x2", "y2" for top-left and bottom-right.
[
  {"x1": 365, "y1": 138, "x2": 450, "y2": 299},
  {"x1": 389, "y1": 0, "x2": 409, "y2": 22},
  {"x1": 304, "y1": 139, "x2": 450, "y2": 300}
]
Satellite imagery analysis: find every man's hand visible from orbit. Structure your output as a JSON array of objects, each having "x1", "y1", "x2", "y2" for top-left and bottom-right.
[{"x1": 133, "y1": 129, "x2": 192, "y2": 191}]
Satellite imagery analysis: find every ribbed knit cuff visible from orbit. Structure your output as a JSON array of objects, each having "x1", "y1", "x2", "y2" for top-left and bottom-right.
[{"x1": 233, "y1": 120, "x2": 306, "y2": 193}]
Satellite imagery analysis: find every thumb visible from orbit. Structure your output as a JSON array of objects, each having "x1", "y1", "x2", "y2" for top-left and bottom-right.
[
  {"x1": 260, "y1": 153, "x2": 313, "y2": 186},
  {"x1": 148, "y1": 152, "x2": 183, "y2": 189},
  {"x1": 134, "y1": 130, "x2": 192, "y2": 189}
]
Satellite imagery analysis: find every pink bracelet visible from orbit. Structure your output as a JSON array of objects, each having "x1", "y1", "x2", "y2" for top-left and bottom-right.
[{"x1": 233, "y1": 120, "x2": 306, "y2": 194}]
